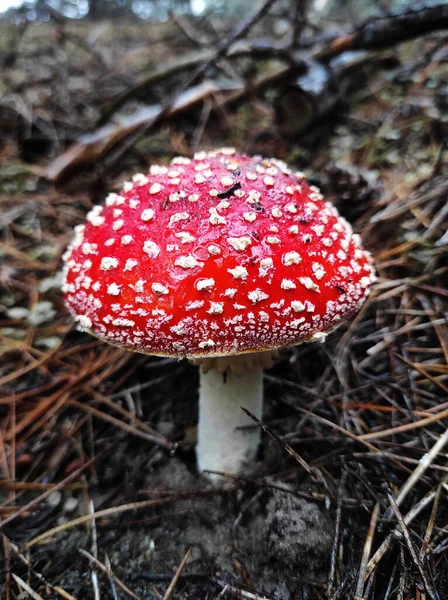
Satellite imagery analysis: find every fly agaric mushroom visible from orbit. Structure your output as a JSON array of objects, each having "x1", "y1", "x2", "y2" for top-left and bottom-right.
[{"x1": 62, "y1": 149, "x2": 375, "y2": 477}]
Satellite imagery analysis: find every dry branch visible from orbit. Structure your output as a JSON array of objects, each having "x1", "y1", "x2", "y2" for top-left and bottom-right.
[
  {"x1": 338, "y1": 4, "x2": 448, "y2": 53},
  {"x1": 45, "y1": 81, "x2": 225, "y2": 182},
  {"x1": 44, "y1": 3, "x2": 448, "y2": 183}
]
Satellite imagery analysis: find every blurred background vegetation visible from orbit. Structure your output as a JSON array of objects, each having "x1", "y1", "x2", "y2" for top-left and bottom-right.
[{"x1": 1, "y1": 0, "x2": 444, "y2": 23}]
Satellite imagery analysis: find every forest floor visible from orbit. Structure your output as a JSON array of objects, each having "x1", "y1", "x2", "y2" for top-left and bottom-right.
[{"x1": 0, "y1": 10, "x2": 447, "y2": 600}]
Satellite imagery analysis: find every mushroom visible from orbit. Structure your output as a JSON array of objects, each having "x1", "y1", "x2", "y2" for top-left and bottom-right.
[{"x1": 62, "y1": 149, "x2": 375, "y2": 478}]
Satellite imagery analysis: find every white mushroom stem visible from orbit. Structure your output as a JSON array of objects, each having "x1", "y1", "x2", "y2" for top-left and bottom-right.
[
  {"x1": 194, "y1": 350, "x2": 279, "y2": 479},
  {"x1": 197, "y1": 365, "x2": 263, "y2": 478}
]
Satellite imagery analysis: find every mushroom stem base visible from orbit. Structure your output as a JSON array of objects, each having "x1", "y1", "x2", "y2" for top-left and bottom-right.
[{"x1": 197, "y1": 365, "x2": 263, "y2": 479}]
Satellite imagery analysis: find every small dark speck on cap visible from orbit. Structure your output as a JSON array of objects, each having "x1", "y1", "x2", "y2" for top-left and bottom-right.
[{"x1": 217, "y1": 182, "x2": 241, "y2": 199}]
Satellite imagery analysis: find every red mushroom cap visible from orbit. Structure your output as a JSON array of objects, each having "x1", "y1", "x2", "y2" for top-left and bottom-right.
[{"x1": 62, "y1": 149, "x2": 376, "y2": 358}]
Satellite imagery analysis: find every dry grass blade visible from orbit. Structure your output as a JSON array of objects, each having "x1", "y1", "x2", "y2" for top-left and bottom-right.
[
  {"x1": 355, "y1": 503, "x2": 379, "y2": 597},
  {"x1": 104, "y1": 555, "x2": 120, "y2": 600},
  {"x1": 88, "y1": 499, "x2": 101, "y2": 600},
  {"x1": 393, "y1": 426, "x2": 448, "y2": 509},
  {"x1": 241, "y1": 407, "x2": 315, "y2": 476},
  {"x1": 395, "y1": 353, "x2": 448, "y2": 394},
  {"x1": 359, "y1": 405, "x2": 448, "y2": 441},
  {"x1": 386, "y1": 489, "x2": 437, "y2": 599},
  {"x1": 24, "y1": 494, "x2": 202, "y2": 549},
  {"x1": 7, "y1": 539, "x2": 77, "y2": 600},
  {"x1": 0, "y1": 346, "x2": 60, "y2": 388},
  {"x1": 326, "y1": 472, "x2": 346, "y2": 595},
  {"x1": 0, "y1": 481, "x2": 84, "y2": 491},
  {"x1": 162, "y1": 547, "x2": 192, "y2": 600},
  {"x1": 68, "y1": 399, "x2": 173, "y2": 448},
  {"x1": 11, "y1": 573, "x2": 45, "y2": 600},
  {"x1": 278, "y1": 398, "x2": 379, "y2": 452},
  {"x1": 366, "y1": 490, "x2": 437, "y2": 580},
  {"x1": 370, "y1": 176, "x2": 448, "y2": 223},
  {"x1": 213, "y1": 578, "x2": 272, "y2": 600},
  {"x1": 79, "y1": 549, "x2": 144, "y2": 600},
  {"x1": 420, "y1": 478, "x2": 445, "y2": 560},
  {"x1": 0, "y1": 455, "x2": 94, "y2": 530}
]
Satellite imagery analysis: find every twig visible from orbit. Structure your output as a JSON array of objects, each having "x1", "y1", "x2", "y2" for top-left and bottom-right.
[
  {"x1": 290, "y1": 0, "x2": 309, "y2": 49},
  {"x1": 189, "y1": 0, "x2": 281, "y2": 85},
  {"x1": 170, "y1": 11, "x2": 209, "y2": 48}
]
